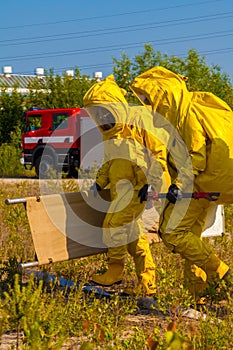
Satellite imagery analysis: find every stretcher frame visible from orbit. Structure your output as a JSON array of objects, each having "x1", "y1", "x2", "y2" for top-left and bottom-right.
[
  {"x1": 6, "y1": 190, "x2": 111, "y2": 270},
  {"x1": 5, "y1": 190, "x2": 225, "y2": 271}
]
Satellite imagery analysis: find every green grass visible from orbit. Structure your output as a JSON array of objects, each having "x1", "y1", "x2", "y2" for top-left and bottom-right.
[{"x1": 1, "y1": 180, "x2": 233, "y2": 349}]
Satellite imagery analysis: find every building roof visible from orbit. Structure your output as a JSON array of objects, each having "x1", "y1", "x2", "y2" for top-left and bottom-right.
[
  {"x1": 0, "y1": 74, "x2": 41, "y2": 89},
  {"x1": 0, "y1": 67, "x2": 102, "y2": 94}
]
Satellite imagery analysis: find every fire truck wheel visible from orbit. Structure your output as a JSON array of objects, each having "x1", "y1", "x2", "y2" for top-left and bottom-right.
[{"x1": 35, "y1": 155, "x2": 57, "y2": 179}]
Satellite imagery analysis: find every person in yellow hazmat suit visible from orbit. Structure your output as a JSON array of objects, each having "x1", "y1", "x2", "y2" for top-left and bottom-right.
[
  {"x1": 83, "y1": 75, "x2": 170, "y2": 295},
  {"x1": 130, "y1": 66, "x2": 232, "y2": 299}
]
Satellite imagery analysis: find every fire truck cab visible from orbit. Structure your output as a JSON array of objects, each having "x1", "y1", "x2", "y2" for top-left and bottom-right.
[{"x1": 21, "y1": 107, "x2": 103, "y2": 178}]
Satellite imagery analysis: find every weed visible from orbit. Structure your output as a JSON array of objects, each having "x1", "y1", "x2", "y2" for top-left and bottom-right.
[{"x1": 1, "y1": 182, "x2": 233, "y2": 349}]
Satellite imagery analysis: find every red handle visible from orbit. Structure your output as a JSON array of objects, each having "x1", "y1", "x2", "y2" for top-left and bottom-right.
[{"x1": 147, "y1": 191, "x2": 220, "y2": 201}]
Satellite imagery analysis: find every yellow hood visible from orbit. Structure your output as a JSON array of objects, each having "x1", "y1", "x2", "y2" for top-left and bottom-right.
[
  {"x1": 83, "y1": 74, "x2": 127, "y2": 107},
  {"x1": 130, "y1": 66, "x2": 191, "y2": 127},
  {"x1": 131, "y1": 66, "x2": 233, "y2": 201},
  {"x1": 83, "y1": 75, "x2": 129, "y2": 137}
]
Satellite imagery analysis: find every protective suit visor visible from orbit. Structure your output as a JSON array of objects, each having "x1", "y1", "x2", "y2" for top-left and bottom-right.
[
  {"x1": 129, "y1": 87, "x2": 153, "y2": 111},
  {"x1": 86, "y1": 106, "x2": 116, "y2": 131},
  {"x1": 137, "y1": 94, "x2": 151, "y2": 106}
]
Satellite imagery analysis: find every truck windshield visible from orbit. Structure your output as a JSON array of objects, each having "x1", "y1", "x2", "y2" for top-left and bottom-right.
[
  {"x1": 25, "y1": 114, "x2": 42, "y2": 132},
  {"x1": 52, "y1": 113, "x2": 68, "y2": 130}
]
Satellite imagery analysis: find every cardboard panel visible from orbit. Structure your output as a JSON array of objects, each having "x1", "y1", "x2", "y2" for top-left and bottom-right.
[{"x1": 26, "y1": 190, "x2": 111, "y2": 265}]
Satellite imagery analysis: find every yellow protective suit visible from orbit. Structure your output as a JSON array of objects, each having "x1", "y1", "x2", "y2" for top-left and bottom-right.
[
  {"x1": 130, "y1": 66, "x2": 231, "y2": 297},
  {"x1": 83, "y1": 75, "x2": 170, "y2": 295}
]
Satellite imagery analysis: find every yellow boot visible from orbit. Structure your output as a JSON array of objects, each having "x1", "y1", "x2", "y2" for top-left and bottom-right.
[
  {"x1": 184, "y1": 255, "x2": 230, "y2": 300},
  {"x1": 184, "y1": 262, "x2": 209, "y2": 299},
  {"x1": 128, "y1": 234, "x2": 156, "y2": 295},
  {"x1": 124, "y1": 268, "x2": 156, "y2": 296},
  {"x1": 138, "y1": 268, "x2": 157, "y2": 295},
  {"x1": 216, "y1": 260, "x2": 230, "y2": 280},
  {"x1": 202, "y1": 253, "x2": 230, "y2": 281},
  {"x1": 192, "y1": 254, "x2": 230, "y2": 299},
  {"x1": 91, "y1": 258, "x2": 125, "y2": 286}
]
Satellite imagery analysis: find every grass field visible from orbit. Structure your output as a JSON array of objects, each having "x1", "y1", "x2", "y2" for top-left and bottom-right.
[{"x1": 1, "y1": 180, "x2": 233, "y2": 349}]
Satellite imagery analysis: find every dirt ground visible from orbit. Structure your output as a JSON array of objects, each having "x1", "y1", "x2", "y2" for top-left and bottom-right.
[
  {"x1": 0, "y1": 203, "x2": 162, "y2": 349},
  {"x1": 0, "y1": 180, "x2": 222, "y2": 349}
]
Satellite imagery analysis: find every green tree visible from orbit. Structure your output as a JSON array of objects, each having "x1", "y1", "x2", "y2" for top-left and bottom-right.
[
  {"x1": 132, "y1": 43, "x2": 165, "y2": 76},
  {"x1": 26, "y1": 68, "x2": 96, "y2": 109},
  {"x1": 0, "y1": 88, "x2": 24, "y2": 145},
  {"x1": 112, "y1": 44, "x2": 233, "y2": 108},
  {"x1": 113, "y1": 52, "x2": 133, "y2": 90},
  {"x1": 0, "y1": 45, "x2": 232, "y2": 152},
  {"x1": 171, "y1": 49, "x2": 233, "y2": 107}
]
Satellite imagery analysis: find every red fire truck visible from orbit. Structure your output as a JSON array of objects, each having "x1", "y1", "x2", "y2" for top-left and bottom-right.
[{"x1": 21, "y1": 107, "x2": 103, "y2": 178}]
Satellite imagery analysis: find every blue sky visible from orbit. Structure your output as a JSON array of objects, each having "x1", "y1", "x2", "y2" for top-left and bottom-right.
[{"x1": 0, "y1": 0, "x2": 232, "y2": 81}]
